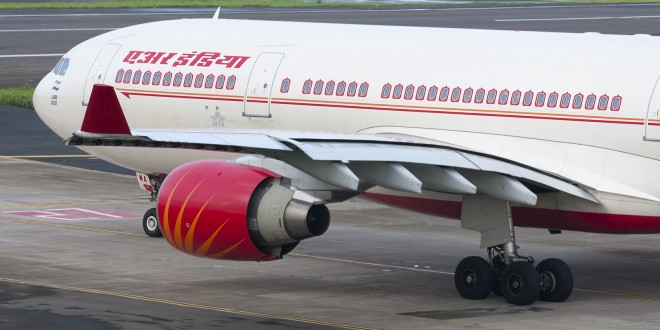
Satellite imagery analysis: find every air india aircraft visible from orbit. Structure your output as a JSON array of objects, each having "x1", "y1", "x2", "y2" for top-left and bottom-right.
[{"x1": 32, "y1": 11, "x2": 660, "y2": 306}]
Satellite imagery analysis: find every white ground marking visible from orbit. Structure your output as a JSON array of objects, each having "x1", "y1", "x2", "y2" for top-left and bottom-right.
[
  {"x1": 497, "y1": 15, "x2": 660, "y2": 22},
  {"x1": 0, "y1": 54, "x2": 64, "y2": 58}
]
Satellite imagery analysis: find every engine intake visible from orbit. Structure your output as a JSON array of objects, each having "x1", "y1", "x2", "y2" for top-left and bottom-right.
[{"x1": 157, "y1": 160, "x2": 330, "y2": 261}]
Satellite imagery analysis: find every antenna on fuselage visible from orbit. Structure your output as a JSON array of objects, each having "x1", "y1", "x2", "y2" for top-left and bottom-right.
[{"x1": 213, "y1": 7, "x2": 221, "y2": 19}]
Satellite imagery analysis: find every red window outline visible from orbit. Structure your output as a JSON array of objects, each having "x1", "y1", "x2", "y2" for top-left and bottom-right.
[
  {"x1": 560, "y1": 92, "x2": 571, "y2": 108},
  {"x1": 381, "y1": 83, "x2": 392, "y2": 98},
  {"x1": 313, "y1": 80, "x2": 324, "y2": 95},
  {"x1": 132, "y1": 70, "x2": 142, "y2": 84},
  {"x1": 183, "y1": 73, "x2": 194, "y2": 87},
  {"x1": 123, "y1": 69, "x2": 132, "y2": 84},
  {"x1": 172, "y1": 73, "x2": 182, "y2": 87},
  {"x1": 486, "y1": 89, "x2": 497, "y2": 104},
  {"x1": 280, "y1": 78, "x2": 290, "y2": 93},
  {"x1": 358, "y1": 82, "x2": 369, "y2": 98},
  {"x1": 115, "y1": 69, "x2": 124, "y2": 83},
  {"x1": 325, "y1": 80, "x2": 336, "y2": 95},
  {"x1": 522, "y1": 90, "x2": 534, "y2": 107},
  {"x1": 226, "y1": 75, "x2": 236, "y2": 90},
  {"x1": 416, "y1": 85, "x2": 426, "y2": 101},
  {"x1": 535, "y1": 91, "x2": 546, "y2": 107},
  {"x1": 152, "y1": 71, "x2": 162, "y2": 86},
  {"x1": 404, "y1": 84, "x2": 415, "y2": 100},
  {"x1": 585, "y1": 94, "x2": 597, "y2": 110},
  {"x1": 439, "y1": 86, "x2": 450, "y2": 102},
  {"x1": 572, "y1": 93, "x2": 584, "y2": 109},
  {"x1": 462, "y1": 87, "x2": 473, "y2": 103},
  {"x1": 215, "y1": 74, "x2": 226, "y2": 89},
  {"x1": 393, "y1": 84, "x2": 403, "y2": 99},
  {"x1": 336, "y1": 81, "x2": 346, "y2": 96},
  {"x1": 547, "y1": 92, "x2": 558, "y2": 108},
  {"x1": 597, "y1": 94, "x2": 609, "y2": 110},
  {"x1": 193, "y1": 73, "x2": 204, "y2": 88},
  {"x1": 204, "y1": 74, "x2": 215, "y2": 88},
  {"x1": 475, "y1": 88, "x2": 485, "y2": 104},
  {"x1": 142, "y1": 71, "x2": 152, "y2": 85},
  {"x1": 302, "y1": 79, "x2": 313, "y2": 94},
  {"x1": 510, "y1": 90, "x2": 521, "y2": 105},
  {"x1": 450, "y1": 87, "x2": 461, "y2": 102},
  {"x1": 427, "y1": 86, "x2": 438, "y2": 101},
  {"x1": 498, "y1": 89, "x2": 509, "y2": 105},
  {"x1": 162, "y1": 72, "x2": 172, "y2": 86},
  {"x1": 611, "y1": 95, "x2": 622, "y2": 111},
  {"x1": 347, "y1": 82, "x2": 358, "y2": 97}
]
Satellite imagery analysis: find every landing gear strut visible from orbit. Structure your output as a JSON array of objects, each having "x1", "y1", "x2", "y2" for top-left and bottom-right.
[{"x1": 455, "y1": 196, "x2": 573, "y2": 305}]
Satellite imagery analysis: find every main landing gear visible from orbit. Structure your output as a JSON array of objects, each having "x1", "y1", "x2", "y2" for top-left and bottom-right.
[
  {"x1": 455, "y1": 195, "x2": 573, "y2": 305},
  {"x1": 455, "y1": 244, "x2": 573, "y2": 305}
]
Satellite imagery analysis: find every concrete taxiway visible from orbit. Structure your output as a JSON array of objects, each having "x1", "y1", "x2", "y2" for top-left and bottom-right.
[{"x1": 1, "y1": 104, "x2": 659, "y2": 328}]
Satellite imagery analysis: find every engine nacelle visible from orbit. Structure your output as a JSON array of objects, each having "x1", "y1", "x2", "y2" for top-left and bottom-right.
[{"x1": 157, "y1": 160, "x2": 330, "y2": 261}]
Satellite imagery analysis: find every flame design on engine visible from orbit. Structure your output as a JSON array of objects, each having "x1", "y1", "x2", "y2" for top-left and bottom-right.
[{"x1": 162, "y1": 171, "x2": 244, "y2": 259}]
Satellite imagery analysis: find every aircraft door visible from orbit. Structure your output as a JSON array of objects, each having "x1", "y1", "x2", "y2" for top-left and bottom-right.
[
  {"x1": 644, "y1": 75, "x2": 660, "y2": 141},
  {"x1": 243, "y1": 52, "x2": 285, "y2": 118},
  {"x1": 82, "y1": 43, "x2": 121, "y2": 105}
]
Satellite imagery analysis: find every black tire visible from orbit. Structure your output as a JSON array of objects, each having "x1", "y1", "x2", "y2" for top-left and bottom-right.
[
  {"x1": 537, "y1": 258, "x2": 573, "y2": 302},
  {"x1": 501, "y1": 261, "x2": 540, "y2": 305},
  {"x1": 142, "y1": 208, "x2": 163, "y2": 237},
  {"x1": 454, "y1": 256, "x2": 495, "y2": 300},
  {"x1": 491, "y1": 255, "x2": 506, "y2": 296}
]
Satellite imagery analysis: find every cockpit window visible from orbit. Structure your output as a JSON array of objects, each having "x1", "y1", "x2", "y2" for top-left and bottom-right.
[{"x1": 52, "y1": 58, "x2": 70, "y2": 76}]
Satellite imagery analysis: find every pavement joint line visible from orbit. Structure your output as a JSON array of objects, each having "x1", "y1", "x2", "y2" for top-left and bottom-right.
[
  {"x1": 4, "y1": 215, "x2": 658, "y2": 303},
  {"x1": 573, "y1": 288, "x2": 660, "y2": 302},
  {"x1": 0, "y1": 199, "x2": 147, "y2": 210},
  {"x1": 0, "y1": 276, "x2": 374, "y2": 330},
  {"x1": 0, "y1": 217, "x2": 145, "y2": 237},
  {"x1": 291, "y1": 253, "x2": 455, "y2": 275},
  {"x1": 1, "y1": 156, "x2": 134, "y2": 178},
  {"x1": 3, "y1": 154, "x2": 95, "y2": 158}
]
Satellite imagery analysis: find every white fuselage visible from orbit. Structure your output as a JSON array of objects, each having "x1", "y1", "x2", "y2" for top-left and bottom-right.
[{"x1": 33, "y1": 19, "x2": 660, "y2": 219}]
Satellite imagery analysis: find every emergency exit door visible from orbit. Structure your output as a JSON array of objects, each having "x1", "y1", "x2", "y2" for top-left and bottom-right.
[
  {"x1": 82, "y1": 43, "x2": 121, "y2": 105},
  {"x1": 243, "y1": 52, "x2": 285, "y2": 118}
]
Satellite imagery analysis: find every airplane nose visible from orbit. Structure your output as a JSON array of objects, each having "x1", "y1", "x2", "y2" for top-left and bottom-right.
[{"x1": 32, "y1": 73, "x2": 61, "y2": 135}]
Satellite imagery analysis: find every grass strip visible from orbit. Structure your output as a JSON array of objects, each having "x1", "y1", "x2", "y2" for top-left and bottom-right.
[{"x1": 0, "y1": 87, "x2": 35, "y2": 109}]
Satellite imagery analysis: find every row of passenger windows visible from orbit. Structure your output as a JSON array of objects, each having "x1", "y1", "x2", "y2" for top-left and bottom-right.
[
  {"x1": 280, "y1": 78, "x2": 370, "y2": 98},
  {"x1": 380, "y1": 84, "x2": 622, "y2": 111},
  {"x1": 114, "y1": 69, "x2": 236, "y2": 90}
]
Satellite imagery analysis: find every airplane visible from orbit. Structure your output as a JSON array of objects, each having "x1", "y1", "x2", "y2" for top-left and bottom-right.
[{"x1": 32, "y1": 12, "x2": 660, "y2": 306}]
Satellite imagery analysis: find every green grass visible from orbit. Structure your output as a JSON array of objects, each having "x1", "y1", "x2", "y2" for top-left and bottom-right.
[{"x1": 0, "y1": 87, "x2": 36, "y2": 109}]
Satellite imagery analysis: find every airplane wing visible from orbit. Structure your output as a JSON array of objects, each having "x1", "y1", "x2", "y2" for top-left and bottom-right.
[{"x1": 67, "y1": 84, "x2": 599, "y2": 206}]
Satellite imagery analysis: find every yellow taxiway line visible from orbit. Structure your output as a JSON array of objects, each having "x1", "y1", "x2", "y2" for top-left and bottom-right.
[{"x1": 0, "y1": 276, "x2": 375, "y2": 330}]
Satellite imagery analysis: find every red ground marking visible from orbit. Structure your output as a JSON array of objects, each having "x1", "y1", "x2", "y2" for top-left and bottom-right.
[{"x1": 3, "y1": 208, "x2": 139, "y2": 221}]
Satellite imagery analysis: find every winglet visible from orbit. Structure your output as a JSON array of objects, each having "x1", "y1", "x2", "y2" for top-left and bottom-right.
[{"x1": 79, "y1": 84, "x2": 131, "y2": 136}]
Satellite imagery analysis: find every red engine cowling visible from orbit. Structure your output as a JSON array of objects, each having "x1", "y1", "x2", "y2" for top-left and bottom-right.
[{"x1": 157, "y1": 160, "x2": 330, "y2": 261}]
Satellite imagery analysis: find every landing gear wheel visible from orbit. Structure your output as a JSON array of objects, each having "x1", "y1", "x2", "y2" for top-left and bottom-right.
[
  {"x1": 142, "y1": 208, "x2": 162, "y2": 237},
  {"x1": 501, "y1": 262, "x2": 540, "y2": 305},
  {"x1": 454, "y1": 256, "x2": 495, "y2": 300},
  {"x1": 537, "y1": 258, "x2": 573, "y2": 302},
  {"x1": 491, "y1": 255, "x2": 506, "y2": 296}
]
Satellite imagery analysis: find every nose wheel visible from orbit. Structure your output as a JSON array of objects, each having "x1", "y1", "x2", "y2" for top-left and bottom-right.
[{"x1": 142, "y1": 208, "x2": 163, "y2": 237}]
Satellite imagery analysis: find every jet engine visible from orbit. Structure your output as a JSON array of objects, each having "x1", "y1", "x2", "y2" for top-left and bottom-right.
[{"x1": 157, "y1": 160, "x2": 330, "y2": 261}]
